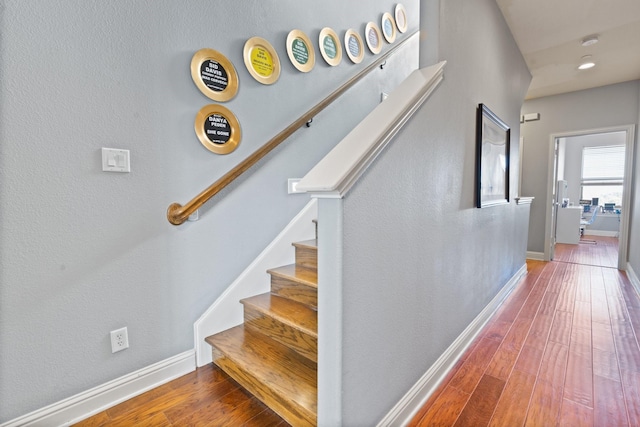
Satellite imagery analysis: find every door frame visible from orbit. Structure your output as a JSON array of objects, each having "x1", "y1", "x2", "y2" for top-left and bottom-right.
[{"x1": 544, "y1": 124, "x2": 635, "y2": 270}]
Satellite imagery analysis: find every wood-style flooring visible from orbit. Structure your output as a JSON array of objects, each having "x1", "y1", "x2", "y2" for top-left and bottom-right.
[
  {"x1": 73, "y1": 365, "x2": 288, "y2": 426},
  {"x1": 554, "y1": 235, "x2": 619, "y2": 269},
  {"x1": 77, "y1": 237, "x2": 640, "y2": 426},
  {"x1": 410, "y1": 237, "x2": 640, "y2": 426}
]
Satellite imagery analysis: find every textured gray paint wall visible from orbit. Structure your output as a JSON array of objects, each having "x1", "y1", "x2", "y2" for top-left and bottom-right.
[
  {"x1": 521, "y1": 81, "x2": 640, "y2": 254},
  {"x1": 337, "y1": 0, "x2": 531, "y2": 424},
  {"x1": 0, "y1": 0, "x2": 418, "y2": 421}
]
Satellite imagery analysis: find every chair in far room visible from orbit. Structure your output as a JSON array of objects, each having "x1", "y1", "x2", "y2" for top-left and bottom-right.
[{"x1": 579, "y1": 207, "x2": 598, "y2": 241}]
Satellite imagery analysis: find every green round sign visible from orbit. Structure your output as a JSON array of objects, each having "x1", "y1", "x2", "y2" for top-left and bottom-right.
[
  {"x1": 291, "y1": 38, "x2": 309, "y2": 65},
  {"x1": 323, "y1": 35, "x2": 337, "y2": 59},
  {"x1": 319, "y1": 28, "x2": 341, "y2": 66}
]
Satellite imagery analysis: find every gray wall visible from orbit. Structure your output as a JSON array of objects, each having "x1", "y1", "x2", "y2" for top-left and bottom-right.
[
  {"x1": 337, "y1": 0, "x2": 531, "y2": 423},
  {"x1": 521, "y1": 81, "x2": 640, "y2": 254},
  {"x1": 0, "y1": 0, "x2": 419, "y2": 421}
]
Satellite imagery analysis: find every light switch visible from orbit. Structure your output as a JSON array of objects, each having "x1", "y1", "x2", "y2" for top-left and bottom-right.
[{"x1": 102, "y1": 148, "x2": 130, "y2": 173}]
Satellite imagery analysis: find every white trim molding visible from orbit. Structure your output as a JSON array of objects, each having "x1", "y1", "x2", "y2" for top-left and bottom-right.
[
  {"x1": 316, "y1": 198, "x2": 345, "y2": 427},
  {"x1": 1, "y1": 350, "x2": 195, "y2": 427},
  {"x1": 297, "y1": 62, "x2": 446, "y2": 198},
  {"x1": 627, "y1": 263, "x2": 640, "y2": 298},
  {"x1": 544, "y1": 125, "x2": 635, "y2": 270},
  {"x1": 515, "y1": 196, "x2": 534, "y2": 205},
  {"x1": 526, "y1": 251, "x2": 545, "y2": 261},
  {"x1": 377, "y1": 263, "x2": 528, "y2": 426},
  {"x1": 584, "y1": 230, "x2": 618, "y2": 237}
]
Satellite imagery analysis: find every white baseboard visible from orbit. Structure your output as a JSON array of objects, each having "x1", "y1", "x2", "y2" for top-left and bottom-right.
[
  {"x1": 193, "y1": 199, "x2": 317, "y2": 367},
  {"x1": 626, "y1": 263, "x2": 640, "y2": 299},
  {"x1": 377, "y1": 264, "x2": 528, "y2": 426},
  {"x1": 526, "y1": 251, "x2": 544, "y2": 261},
  {"x1": 584, "y1": 230, "x2": 618, "y2": 237},
  {"x1": 1, "y1": 350, "x2": 195, "y2": 427}
]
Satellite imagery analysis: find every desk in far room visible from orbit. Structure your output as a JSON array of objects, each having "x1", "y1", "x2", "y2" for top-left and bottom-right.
[{"x1": 556, "y1": 206, "x2": 583, "y2": 244}]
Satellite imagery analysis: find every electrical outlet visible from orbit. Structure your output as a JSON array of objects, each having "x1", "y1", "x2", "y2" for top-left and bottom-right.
[{"x1": 110, "y1": 327, "x2": 129, "y2": 353}]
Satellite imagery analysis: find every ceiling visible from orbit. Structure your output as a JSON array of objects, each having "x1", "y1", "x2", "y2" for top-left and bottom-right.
[{"x1": 495, "y1": 0, "x2": 640, "y2": 99}]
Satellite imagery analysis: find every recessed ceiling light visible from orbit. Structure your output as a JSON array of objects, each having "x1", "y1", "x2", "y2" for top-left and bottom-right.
[
  {"x1": 581, "y1": 35, "x2": 599, "y2": 47},
  {"x1": 578, "y1": 55, "x2": 595, "y2": 70}
]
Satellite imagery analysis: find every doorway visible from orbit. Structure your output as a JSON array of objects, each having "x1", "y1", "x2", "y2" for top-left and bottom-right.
[
  {"x1": 554, "y1": 236, "x2": 619, "y2": 268},
  {"x1": 544, "y1": 125, "x2": 635, "y2": 270}
]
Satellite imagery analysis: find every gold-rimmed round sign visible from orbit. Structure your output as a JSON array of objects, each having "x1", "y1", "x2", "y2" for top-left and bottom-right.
[
  {"x1": 365, "y1": 22, "x2": 383, "y2": 54},
  {"x1": 190, "y1": 48, "x2": 239, "y2": 102},
  {"x1": 318, "y1": 27, "x2": 342, "y2": 66},
  {"x1": 243, "y1": 36, "x2": 281, "y2": 85},
  {"x1": 395, "y1": 4, "x2": 408, "y2": 33},
  {"x1": 286, "y1": 30, "x2": 315, "y2": 73},
  {"x1": 381, "y1": 13, "x2": 397, "y2": 43},
  {"x1": 194, "y1": 104, "x2": 241, "y2": 155},
  {"x1": 344, "y1": 29, "x2": 364, "y2": 64}
]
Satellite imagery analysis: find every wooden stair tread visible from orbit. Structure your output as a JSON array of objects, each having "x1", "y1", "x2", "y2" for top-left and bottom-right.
[
  {"x1": 268, "y1": 264, "x2": 318, "y2": 288},
  {"x1": 242, "y1": 293, "x2": 317, "y2": 338},
  {"x1": 292, "y1": 239, "x2": 317, "y2": 250},
  {"x1": 292, "y1": 239, "x2": 317, "y2": 270},
  {"x1": 269, "y1": 265, "x2": 318, "y2": 310},
  {"x1": 206, "y1": 325, "x2": 317, "y2": 425},
  {"x1": 203, "y1": 221, "x2": 319, "y2": 425}
]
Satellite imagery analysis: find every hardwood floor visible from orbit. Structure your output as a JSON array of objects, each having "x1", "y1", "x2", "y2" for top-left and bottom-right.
[
  {"x1": 409, "y1": 256, "x2": 640, "y2": 426},
  {"x1": 73, "y1": 364, "x2": 289, "y2": 426},
  {"x1": 554, "y1": 235, "x2": 619, "y2": 268},
  {"x1": 77, "y1": 238, "x2": 639, "y2": 426}
]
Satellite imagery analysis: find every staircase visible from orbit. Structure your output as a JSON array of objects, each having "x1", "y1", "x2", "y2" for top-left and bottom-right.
[{"x1": 205, "y1": 228, "x2": 318, "y2": 426}]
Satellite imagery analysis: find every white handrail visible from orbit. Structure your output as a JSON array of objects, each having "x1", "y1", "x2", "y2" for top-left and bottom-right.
[{"x1": 296, "y1": 61, "x2": 446, "y2": 198}]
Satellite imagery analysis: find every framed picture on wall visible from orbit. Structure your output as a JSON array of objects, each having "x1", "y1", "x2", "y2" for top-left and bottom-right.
[{"x1": 476, "y1": 103, "x2": 510, "y2": 208}]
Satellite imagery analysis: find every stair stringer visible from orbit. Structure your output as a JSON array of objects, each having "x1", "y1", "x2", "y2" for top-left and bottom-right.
[{"x1": 194, "y1": 198, "x2": 317, "y2": 367}]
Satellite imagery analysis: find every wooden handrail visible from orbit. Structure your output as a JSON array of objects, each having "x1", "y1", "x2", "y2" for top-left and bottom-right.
[{"x1": 167, "y1": 30, "x2": 419, "y2": 225}]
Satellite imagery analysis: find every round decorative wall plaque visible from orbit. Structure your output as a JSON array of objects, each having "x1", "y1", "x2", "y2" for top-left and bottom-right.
[
  {"x1": 286, "y1": 30, "x2": 315, "y2": 72},
  {"x1": 194, "y1": 104, "x2": 241, "y2": 154},
  {"x1": 243, "y1": 37, "x2": 281, "y2": 85},
  {"x1": 381, "y1": 12, "x2": 397, "y2": 43},
  {"x1": 190, "y1": 48, "x2": 239, "y2": 102},
  {"x1": 395, "y1": 4, "x2": 408, "y2": 33},
  {"x1": 318, "y1": 27, "x2": 342, "y2": 66},
  {"x1": 344, "y1": 29, "x2": 364, "y2": 64},
  {"x1": 365, "y1": 22, "x2": 383, "y2": 54}
]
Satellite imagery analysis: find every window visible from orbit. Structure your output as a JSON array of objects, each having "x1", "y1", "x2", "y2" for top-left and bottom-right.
[{"x1": 581, "y1": 145, "x2": 625, "y2": 206}]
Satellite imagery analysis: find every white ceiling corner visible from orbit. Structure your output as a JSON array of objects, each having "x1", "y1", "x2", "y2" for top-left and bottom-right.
[{"x1": 495, "y1": 0, "x2": 640, "y2": 99}]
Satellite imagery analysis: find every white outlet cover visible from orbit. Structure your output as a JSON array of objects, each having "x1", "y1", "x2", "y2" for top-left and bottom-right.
[{"x1": 110, "y1": 327, "x2": 129, "y2": 353}]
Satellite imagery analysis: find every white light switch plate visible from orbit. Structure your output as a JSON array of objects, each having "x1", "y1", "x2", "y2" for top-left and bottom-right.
[{"x1": 102, "y1": 148, "x2": 130, "y2": 172}]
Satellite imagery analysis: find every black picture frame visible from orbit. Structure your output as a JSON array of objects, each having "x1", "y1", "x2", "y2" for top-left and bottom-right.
[{"x1": 476, "y1": 103, "x2": 510, "y2": 208}]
